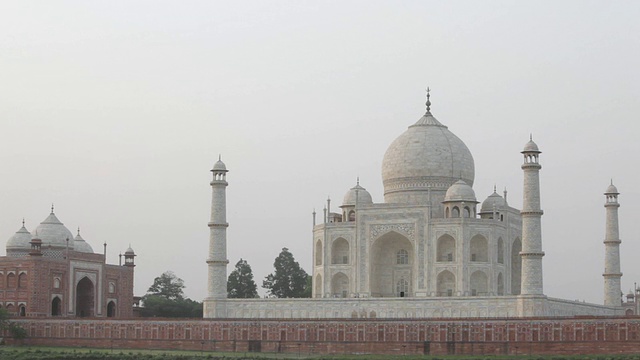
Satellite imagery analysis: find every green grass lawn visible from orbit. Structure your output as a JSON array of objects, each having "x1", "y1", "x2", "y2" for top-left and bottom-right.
[{"x1": 1, "y1": 347, "x2": 640, "y2": 360}]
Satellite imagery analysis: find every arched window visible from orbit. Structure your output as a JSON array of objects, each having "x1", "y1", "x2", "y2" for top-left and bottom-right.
[
  {"x1": 109, "y1": 282, "x2": 116, "y2": 294},
  {"x1": 6, "y1": 304, "x2": 14, "y2": 314},
  {"x1": 7, "y1": 273, "x2": 16, "y2": 288},
  {"x1": 107, "y1": 301, "x2": 116, "y2": 317},
  {"x1": 53, "y1": 278, "x2": 61, "y2": 289},
  {"x1": 19, "y1": 304, "x2": 26, "y2": 317},
  {"x1": 452, "y1": 207, "x2": 460, "y2": 218},
  {"x1": 497, "y1": 273, "x2": 504, "y2": 296},
  {"x1": 464, "y1": 207, "x2": 471, "y2": 218},
  {"x1": 396, "y1": 249, "x2": 409, "y2": 265},
  {"x1": 18, "y1": 273, "x2": 27, "y2": 288},
  {"x1": 445, "y1": 207, "x2": 450, "y2": 218},
  {"x1": 51, "y1": 297, "x2": 62, "y2": 316},
  {"x1": 348, "y1": 210, "x2": 355, "y2": 222}
]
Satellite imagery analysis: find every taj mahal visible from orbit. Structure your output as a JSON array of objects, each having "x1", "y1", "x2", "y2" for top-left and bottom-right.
[{"x1": 203, "y1": 91, "x2": 629, "y2": 319}]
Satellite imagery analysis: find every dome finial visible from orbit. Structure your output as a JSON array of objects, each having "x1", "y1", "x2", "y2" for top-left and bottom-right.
[
  {"x1": 22, "y1": 218, "x2": 25, "y2": 227},
  {"x1": 357, "y1": 176, "x2": 360, "y2": 186},
  {"x1": 493, "y1": 184, "x2": 497, "y2": 193},
  {"x1": 425, "y1": 87, "x2": 431, "y2": 113},
  {"x1": 77, "y1": 227, "x2": 81, "y2": 236},
  {"x1": 218, "y1": 154, "x2": 221, "y2": 161},
  {"x1": 530, "y1": 133, "x2": 533, "y2": 141},
  {"x1": 51, "y1": 203, "x2": 55, "y2": 214}
]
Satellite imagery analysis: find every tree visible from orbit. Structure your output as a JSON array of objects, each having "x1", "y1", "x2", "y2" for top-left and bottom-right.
[
  {"x1": 142, "y1": 271, "x2": 202, "y2": 318},
  {"x1": 141, "y1": 296, "x2": 202, "y2": 318},
  {"x1": 227, "y1": 258, "x2": 258, "y2": 298},
  {"x1": 0, "y1": 308, "x2": 27, "y2": 340},
  {"x1": 302, "y1": 275, "x2": 312, "y2": 298},
  {"x1": 146, "y1": 271, "x2": 185, "y2": 301},
  {"x1": 263, "y1": 247, "x2": 310, "y2": 298}
]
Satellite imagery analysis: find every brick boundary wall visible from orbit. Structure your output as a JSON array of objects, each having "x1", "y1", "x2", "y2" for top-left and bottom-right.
[{"x1": 7, "y1": 316, "x2": 640, "y2": 356}]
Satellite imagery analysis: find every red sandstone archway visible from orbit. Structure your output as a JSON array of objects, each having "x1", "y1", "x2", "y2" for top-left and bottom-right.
[
  {"x1": 107, "y1": 301, "x2": 116, "y2": 317},
  {"x1": 76, "y1": 277, "x2": 95, "y2": 317},
  {"x1": 51, "y1": 297, "x2": 62, "y2": 316}
]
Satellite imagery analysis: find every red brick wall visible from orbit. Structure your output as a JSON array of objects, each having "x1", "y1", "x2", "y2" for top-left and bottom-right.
[{"x1": 9, "y1": 316, "x2": 640, "y2": 356}]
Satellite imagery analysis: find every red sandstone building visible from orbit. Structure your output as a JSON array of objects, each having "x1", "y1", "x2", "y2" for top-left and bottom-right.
[{"x1": 1, "y1": 208, "x2": 135, "y2": 318}]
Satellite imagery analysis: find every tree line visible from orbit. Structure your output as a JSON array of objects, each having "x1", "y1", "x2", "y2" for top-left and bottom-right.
[{"x1": 141, "y1": 247, "x2": 309, "y2": 317}]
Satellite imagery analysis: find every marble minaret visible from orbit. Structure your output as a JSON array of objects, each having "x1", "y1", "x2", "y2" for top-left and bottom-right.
[
  {"x1": 520, "y1": 137, "x2": 545, "y2": 295},
  {"x1": 603, "y1": 182, "x2": 622, "y2": 306},
  {"x1": 206, "y1": 157, "x2": 230, "y2": 299}
]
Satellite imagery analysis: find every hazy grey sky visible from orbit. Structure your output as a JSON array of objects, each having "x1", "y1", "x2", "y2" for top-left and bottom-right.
[{"x1": 1, "y1": 1, "x2": 639, "y2": 303}]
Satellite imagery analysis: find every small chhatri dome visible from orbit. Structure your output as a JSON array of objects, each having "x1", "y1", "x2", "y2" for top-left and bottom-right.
[
  {"x1": 73, "y1": 228, "x2": 94, "y2": 254},
  {"x1": 522, "y1": 135, "x2": 541, "y2": 153},
  {"x1": 212, "y1": 155, "x2": 227, "y2": 171},
  {"x1": 6, "y1": 222, "x2": 33, "y2": 252},
  {"x1": 125, "y1": 246, "x2": 135, "y2": 255},
  {"x1": 443, "y1": 180, "x2": 477, "y2": 203},
  {"x1": 32, "y1": 208, "x2": 75, "y2": 250},
  {"x1": 341, "y1": 181, "x2": 373, "y2": 207},
  {"x1": 481, "y1": 188, "x2": 507, "y2": 213}
]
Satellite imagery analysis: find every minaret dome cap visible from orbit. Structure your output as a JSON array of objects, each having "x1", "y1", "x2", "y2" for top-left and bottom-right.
[
  {"x1": 605, "y1": 183, "x2": 619, "y2": 195},
  {"x1": 522, "y1": 139, "x2": 541, "y2": 153},
  {"x1": 212, "y1": 157, "x2": 227, "y2": 172}
]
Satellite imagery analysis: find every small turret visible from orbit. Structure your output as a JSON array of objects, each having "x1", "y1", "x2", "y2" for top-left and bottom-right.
[
  {"x1": 29, "y1": 232, "x2": 43, "y2": 256},
  {"x1": 124, "y1": 246, "x2": 136, "y2": 267}
]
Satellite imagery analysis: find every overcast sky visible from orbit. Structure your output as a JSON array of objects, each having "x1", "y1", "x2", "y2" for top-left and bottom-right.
[{"x1": 1, "y1": 1, "x2": 639, "y2": 304}]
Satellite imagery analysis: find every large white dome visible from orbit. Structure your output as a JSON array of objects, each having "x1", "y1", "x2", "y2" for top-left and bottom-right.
[
  {"x1": 32, "y1": 212, "x2": 75, "y2": 249},
  {"x1": 382, "y1": 111, "x2": 475, "y2": 203}
]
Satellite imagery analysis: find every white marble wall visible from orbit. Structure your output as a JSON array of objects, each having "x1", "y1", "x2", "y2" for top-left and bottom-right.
[{"x1": 203, "y1": 295, "x2": 621, "y2": 319}]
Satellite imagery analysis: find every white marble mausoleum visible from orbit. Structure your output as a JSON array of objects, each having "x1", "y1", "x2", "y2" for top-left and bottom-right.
[{"x1": 203, "y1": 91, "x2": 626, "y2": 319}]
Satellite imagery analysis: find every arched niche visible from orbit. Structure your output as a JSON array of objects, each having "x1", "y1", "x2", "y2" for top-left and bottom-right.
[
  {"x1": 497, "y1": 272, "x2": 504, "y2": 295},
  {"x1": 76, "y1": 277, "x2": 95, "y2": 317},
  {"x1": 369, "y1": 231, "x2": 413, "y2": 297},
  {"x1": 437, "y1": 270, "x2": 456, "y2": 297},
  {"x1": 51, "y1": 297, "x2": 62, "y2": 316},
  {"x1": 470, "y1": 235, "x2": 488, "y2": 262},
  {"x1": 437, "y1": 234, "x2": 456, "y2": 262},
  {"x1": 18, "y1": 273, "x2": 27, "y2": 288},
  {"x1": 315, "y1": 240, "x2": 322, "y2": 266},
  {"x1": 511, "y1": 238, "x2": 522, "y2": 295},
  {"x1": 314, "y1": 274, "x2": 322, "y2": 298},
  {"x1": 7, "y1": 273, "x2": 16, "y2": 288},
  {"x1": 331, "y1": 238, "x2": 349, "y2": 264},
  {"x1": 497, "y1": 237, "x2": 504, "y2": 264},
  {"x1": 331, "y1": 272, "x2": 349, "y2": 298},
  {"x1": 107, "y1": 301, "x2": 116, "y2": 317},
  {"x1": 470, "y1": 271, "x2": 488, "y2": 296}
]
